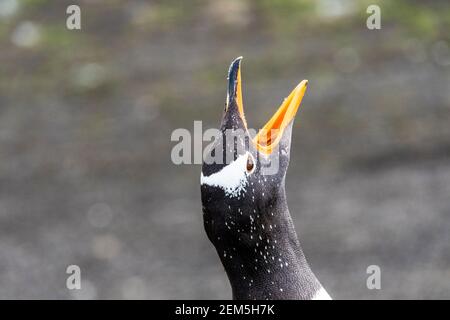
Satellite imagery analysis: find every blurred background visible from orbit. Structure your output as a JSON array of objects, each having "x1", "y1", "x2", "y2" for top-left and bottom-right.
[{"x1": 0, "y1": 0, "x2": 449, "y2": 299}]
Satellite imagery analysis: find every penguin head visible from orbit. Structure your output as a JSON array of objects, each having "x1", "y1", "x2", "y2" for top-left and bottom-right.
[{"x1": 201, "y1": 57, "x2": 308, "y2": 250}]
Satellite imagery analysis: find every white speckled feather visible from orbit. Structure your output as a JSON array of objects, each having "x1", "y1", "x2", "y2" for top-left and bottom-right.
[{"x1": 201, "y1": 153, "x2": 249, "y2": 198}]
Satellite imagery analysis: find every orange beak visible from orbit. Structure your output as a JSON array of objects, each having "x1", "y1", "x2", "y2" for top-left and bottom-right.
[{"x1": 230, "y1": 58, "x2": 308, "y2": 155}]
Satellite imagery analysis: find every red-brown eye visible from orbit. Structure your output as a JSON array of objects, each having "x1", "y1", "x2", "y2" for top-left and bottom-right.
[{"x1": 246, "y1": 154, "x2": 254, "y2": 172}]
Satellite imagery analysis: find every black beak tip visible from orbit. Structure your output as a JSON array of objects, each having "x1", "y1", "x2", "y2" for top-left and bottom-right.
[
  {"x1": 228, "y1": 56, "x2": 243, "y2": 76},
  {"x1": 227, "y1": 56, "x2": 243, "y2": 99}
]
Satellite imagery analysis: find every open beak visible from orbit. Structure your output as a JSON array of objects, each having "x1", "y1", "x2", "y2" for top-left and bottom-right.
[
  {"x1": 226, "y1": 57, "x2": 308, "y2": 155},
  {"x1": 226, "y1": 56, "x2": 247, "y2": 128}
]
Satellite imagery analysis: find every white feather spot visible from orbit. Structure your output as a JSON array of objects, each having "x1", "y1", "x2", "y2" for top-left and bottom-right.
[{"x1": 200, "y1": 153, "x2": 251, "y2": 198}]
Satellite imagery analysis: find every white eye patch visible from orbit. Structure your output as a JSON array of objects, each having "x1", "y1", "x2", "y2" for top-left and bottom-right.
[{"x1": 201, "y1": 152, "x2": 252, "y2": 198}]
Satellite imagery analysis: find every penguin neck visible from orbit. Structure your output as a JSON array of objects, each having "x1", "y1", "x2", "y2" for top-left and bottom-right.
[{"x1": 220, "y1": 186, "x2": 323, "y2": 300}]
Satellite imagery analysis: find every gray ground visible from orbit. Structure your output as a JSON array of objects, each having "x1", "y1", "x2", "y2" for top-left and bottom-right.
[{"x1": 0, "y1": 0, "x2": 449, "y2": 299}]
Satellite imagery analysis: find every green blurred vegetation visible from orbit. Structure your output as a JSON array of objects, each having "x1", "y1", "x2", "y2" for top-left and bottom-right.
[
  {"x1": 2, "y1": 0, "x2": 448, "y2": 91},
  {"x1": 1, "y1": 0, "x2": 449, "y2": 128}
]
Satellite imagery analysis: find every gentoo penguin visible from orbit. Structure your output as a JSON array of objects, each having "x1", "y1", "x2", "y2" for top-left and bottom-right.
[{"x1": 201, "y1": 57, "x2": 331, "y2": 300}]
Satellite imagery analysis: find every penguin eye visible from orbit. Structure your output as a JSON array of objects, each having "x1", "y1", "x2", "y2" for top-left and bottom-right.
[{"x1": 246, "y1": 154, "x2": 254, "y2": 172}]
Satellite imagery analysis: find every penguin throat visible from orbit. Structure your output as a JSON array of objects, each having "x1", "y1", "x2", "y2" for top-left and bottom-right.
[{"x1": 216, "y1": 201, "x2": 323, "y2": 300}]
